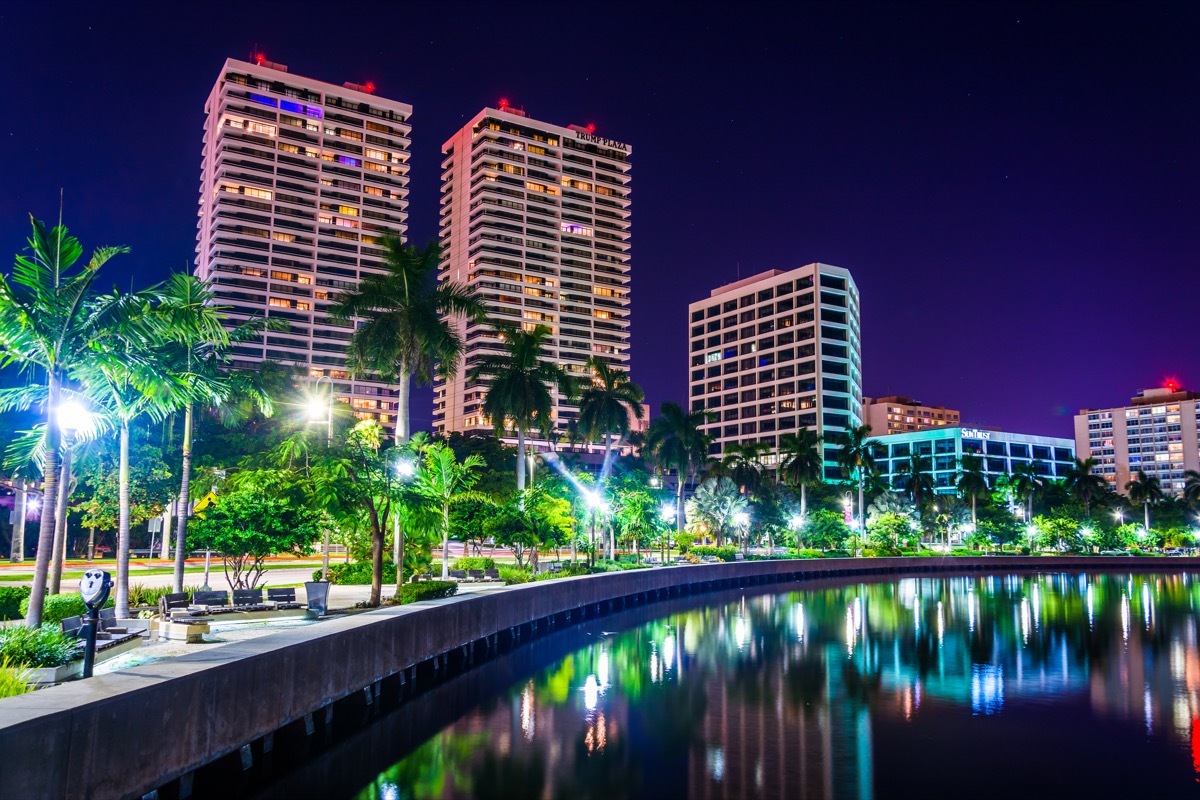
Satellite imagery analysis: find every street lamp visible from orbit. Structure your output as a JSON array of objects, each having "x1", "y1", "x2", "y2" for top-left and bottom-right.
[
  {"x1": 393, "y1": 454, "x2": 418, "y2": 591},
  {"x1": 649, "y1": 475, "x2": 662, "y2": 489},
  {"x1": 308, "y1": 376, "x2": 334, "y2": 580},
  {"x1": 50, "y1": 400, "x2": 92, "y2": 591}
]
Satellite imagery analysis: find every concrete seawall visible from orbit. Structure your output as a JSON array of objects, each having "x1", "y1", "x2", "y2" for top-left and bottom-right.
[{"x1": 2, "y1": 555, "x2": 1196, "y2": 799}]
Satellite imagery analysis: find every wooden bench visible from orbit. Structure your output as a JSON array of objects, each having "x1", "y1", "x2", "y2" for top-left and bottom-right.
[{"x1": 266, "y1": 588, "x2": 303, "y2": 609}]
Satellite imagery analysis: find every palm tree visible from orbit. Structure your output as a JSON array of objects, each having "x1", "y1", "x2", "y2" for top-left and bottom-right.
[
  {"x1": 1125, "y1": 469, "x2": 1164, "y2": 532},
  {"x1": 0, "y1": 216, "x2": 127, "y2": 627},
  {"x1": 720, "y1": 441, "x2": 771, "y2": 497},
  {"x1": 156, "y1": 274, "x2": 272, "y2": 593},
  {"x1": 896, "y1": 452, "x2": 935, "y2": 509},
  {"x1": 1062, "y1": 457, "x2": 1106, "y2": 517},
  {"x1": 578, "y1": 357, "x2": 645, "y2": 479},
  {"x1": 74, "y1": 289, "x2": 189, "y2": 617},
  {"x1": 412, "y1": 443, "x2": 485, "y2": 579},
  {"x1": 331, "y1": 237, "x2": 483, "y2": 445},
  {"x1": 685, "y1": 476, "x2": 746, "y2": 546},
  {"x1": 467, "y1": 325, "x2": 577, "y2": 493},
  {"x1": 777, "y1": 430, "x2": 823, "y2": 520},
  {"x1": 954, "y1": 453, "x2": 989, "y2": 527},
  {"x1": 1184, "y1": 470, "x2": 1200, "y2": 511},
  {"x1": 1010, "y1": 461, "x2": 1044, "y2": 524},
  {"x1": 644, "y1": 402, "x2": 711, "y2": 535},
  {"x1": 835, "y1": 424, "x2": 875, "y2": 532}
]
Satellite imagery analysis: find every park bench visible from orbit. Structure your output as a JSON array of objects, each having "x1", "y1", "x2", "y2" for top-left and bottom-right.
[
  {"x1": 232, "y1": 588, "x2": 269, "y2": 610},
  {"x1": 266, "y1": 587, "x2": 303, "y2": 609},
  {"x1": 448, "y1": 569, "x2": 467, "y2": 581},
  {"x1": 483, "y1": 569, "x2": 501, "y2": 581},
  {"x1": 60, "y1": 611, "x2": 142, "y2": 659},
  {"x1": 467, "y1": 569, "x2": 485, "y2": 581}
]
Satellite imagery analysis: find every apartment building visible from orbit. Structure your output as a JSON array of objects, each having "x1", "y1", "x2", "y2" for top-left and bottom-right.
[
  {"x1": 863, "y1": 395, "x2": 960, "y2": 435},
  {"x1": 434, "y1": 104, "x2": 632, "y2": 440},
  {"x1": 195, "y1": 56, "x2": 412, "y2": 429},
  {"x1": 1074, "y1": 384, "x2": 1200, "y2": 497},
  {"x1": 687, "y1": 264, "x2": 862, "y2": 478}
]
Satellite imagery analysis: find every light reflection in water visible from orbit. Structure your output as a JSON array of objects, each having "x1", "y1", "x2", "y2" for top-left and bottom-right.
[{"x1": 354, "y1": 573, "x2": 1200, "y2": 800}]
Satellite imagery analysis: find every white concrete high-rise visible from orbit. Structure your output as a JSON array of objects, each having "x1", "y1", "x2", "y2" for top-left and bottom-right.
[
  {"x1": 195, "y1": 57, "x2": 412, "y2": 430},
  {"x1": 433, "y1": 104, "x2": 632, "y2": 440},
  {"x1": 688, "y1": 264, "x2": 862, "y2": 478}
]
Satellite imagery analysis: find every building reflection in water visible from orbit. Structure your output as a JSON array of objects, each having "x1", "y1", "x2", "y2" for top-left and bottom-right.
[{"x1": 356, "y1": 572, "x2": 1200, "y2": 800}]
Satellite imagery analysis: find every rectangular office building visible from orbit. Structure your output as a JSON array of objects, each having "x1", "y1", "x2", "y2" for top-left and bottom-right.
[
  {"x1": 863, "y1": 395, "x2": 960, "y2": 435},
  {"x1": 1074, "y1": 384, "x2": 1200, "y2": 497},
  {"x1": 687, "y1": 264, "x2": 862, "y2": 478},
  {"x1": 434, "y1": 105, "x2": 632, "y2": 439},
  {"x1": 196, "y1": 57, "x2": 412, "y2": 430},
  {"x1": 872, "y1": 426, "x2": 1076, "y2": 494}
]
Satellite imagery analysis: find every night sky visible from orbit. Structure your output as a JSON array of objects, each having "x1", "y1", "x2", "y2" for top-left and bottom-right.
[{"x1": 2, "y1": 2, "x2": 1197, "y2": 437}]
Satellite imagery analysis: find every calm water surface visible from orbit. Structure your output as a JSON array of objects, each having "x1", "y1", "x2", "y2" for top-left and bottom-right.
[{"x1": 350, "y1": 573, "x2": 1200, "y2": 799}]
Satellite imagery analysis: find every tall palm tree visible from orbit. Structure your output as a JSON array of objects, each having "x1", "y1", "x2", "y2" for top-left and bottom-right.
[
  {"x1": 1184, "y1": 470, "x2": 1200, "y2": 511},
  {"x1": 1010, "y1": 461, "x2": 1044, "y2": 524},
  {"x1": 954, "y1": 453, "x2": 989, "y2": 527},
  {"x1": 411, "y1": 443, "x2": 485, "y2": 579},
  {"x1": 0, "y1": 215, "x2": 127, "y2": 627},
  {"x1": 835, "y1": 424, "x2": 875, "y2": 532},
  {"x1": 468, "y1": 325, "x2": 577, "y2": 493},
  {"x1": 684, "y1": 476, "x2": 747, "y2": 546},
  {"x1": 644, "y1": 402, "x2": 711, "y2": 535},
  {"x1": 331, "y1": 237, "x2": 483, "y2": 445},
  {"x1": 578, "y1": 357, "x2": 645, "y2": 483},
  {"x1": 896, "y1": 452, "x2": 936, "y2": 509},
  {"x1": 777, "y1": 429, "x2": 823, "y2": 519},
  {"x1": 156, "y1": 274, "x2": 272, "y2": 593},
  {"x1": 1062, "y1": 457, "x2": 1106, "y2": 517},
  {"x1": 720, "y1": 441, "x2": 771, "y2": 497},
  {"x1": 1125, "y1": 469, "x2": 1164, "y2": 532}
]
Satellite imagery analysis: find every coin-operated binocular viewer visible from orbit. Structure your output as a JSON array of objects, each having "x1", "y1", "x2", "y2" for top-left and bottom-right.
[{"x1": 79, "y1": 569, "x2": 112, "y2": 679}]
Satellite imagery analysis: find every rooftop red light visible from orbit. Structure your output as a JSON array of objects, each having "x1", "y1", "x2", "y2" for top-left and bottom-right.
[
  {"x1": 586, "y1": 123, "x2": 596, "y2": 134},
  {"x1": 1164, "y1": 377, "x2": 1181, "y2": 391},
  {"x1": 254, "y1": 52, "x2": 266, "y2": 65},
  {"x1": 363, "y1": 81, "x2": 376, "y2": 94},
  {"x1": 499, "y1": 98, "x2": 509, "y2": 109}
]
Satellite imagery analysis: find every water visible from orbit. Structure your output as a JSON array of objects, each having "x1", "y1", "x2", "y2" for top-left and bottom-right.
[{"x1": 283, "y1": 573, "x2": 1200, "y2": 798}]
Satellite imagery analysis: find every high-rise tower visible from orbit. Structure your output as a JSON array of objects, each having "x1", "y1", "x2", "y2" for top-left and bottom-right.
[
  {"x1": 196, "y1": 57, "x2": 412, "y2": 429},
  {"x1": 434, "y1": 105, "x2": 632, "y2": 441}
]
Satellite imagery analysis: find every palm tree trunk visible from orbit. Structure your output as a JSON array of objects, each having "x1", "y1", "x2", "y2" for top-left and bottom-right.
[
  {"x1": 26, "y1": 375, "x2": 63, "y2": 627},
  {"x1": 971, "y1": 495, "x2": 977, "y2": 527},
  {"x1": 857, "y1": 475, "x2": 865, "y2": 539},
  {"x1": 160, "y1": 502, "x2": 172, "y2": 560},
  {"x1": 368, "y1": 506, "x2": 383, "y2": 607},
  {"x1": 172, "y1": 404, "x2": 193, "y2": 593},
  {"x1": 516, "y1": 426, "x2": 526, "y2": 493},
  {"x1": 1144, "y1": 502, "x2": 1150, "y2": 532},
  {"x1": 800, "y1": 482, "x2": 807, "y2": 519},
  {"x1": 396, "y1": 372, "x2": 411, "y2": 445},
  {"x1": 11, "y1": 479, "x2": 26, "y2": 562},
  {"x1": 676, "y1": 469, "x2": 685, "y2": 533},
  {"x1": 49, "y1": 437, "x2": 74, "y2": 595},
  {"x1": 115, "y1": 421, "x2": 131, "y2": 618},
  {"x1": 441, "y1": 503, "x2": 450, "y2": 580}
]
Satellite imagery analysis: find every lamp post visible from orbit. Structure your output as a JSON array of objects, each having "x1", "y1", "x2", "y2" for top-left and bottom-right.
[
  {"x1": 659, "y1": 502, "x2": 675, "y2": 564},
  {"x1": 585, "y1": 491, "x2": 606, "y2": 566},
  {"x1": 394, "y1": 457, "x2": 416, "y2": 594},
  {"x1": 49, "y1": 400, "x2": 92, "y2": 594},
  {"x1": 308, "y1": 376, "x2": 334, "y2": 581}
]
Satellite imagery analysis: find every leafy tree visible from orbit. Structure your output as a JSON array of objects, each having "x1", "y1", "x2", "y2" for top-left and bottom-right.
[
  {"x1": 684, "y1": 477, "x2": 746, "y2": 546},
  {"x1": 835, "y1": 424, "x2": 875, "y2": 532},
  {"x1": 866, "y1": 491, "x2": 917, "y2": 526},
  {"x1": 778, "y1": 430, "x2": 823, "y2": 519},
  {"x1": 867, "y1": 512, "x2": 913, "y2": 550},
  {"x1": 613, "y1": 486, "x2": 665, "y2": 558},
  {"x1": 189, "y1": 469, "x2": 321, "y2": 588},
  {"x1": 644, "y1": 402, "x2": 710, "y2": 534},
  {"x1": 485, "y1": 486, "x2": 569, "y2": 570},
  {"x1": 1062, "y1": 457, "x2": 1106, "y2": 518},
  {"x1": 806, "y1": 509, "x2": 850, "y2": 551},
  {"x1": 578, "y1": 357, "x2": 644, "y2": 475},
  {"x1": 955, "y1": 453, "x2": 989, "y2": 527},
  {"x1": 1125, "y1": 469, "x2": 1164, "y2": 531},
  {"x1": 0, "y1": 216, "x2": 127, "y2": 627},
  {"x1": 1032, "y1": 514, "x2": 1084, "y2": 553},
  {"x1": 411, "y1": 442, "x2": 486, "y2": 579},
  {"x1": 1010, "y1": 461, "x2": 1045, "y2": 523},
  {"x1": 74, "y1": 430, "x2": 174, "y2": 548},
  {"x1": 1184, "y1": 470, "x2": 1200, "y2": 511},
  {"x1": 330, "y1": 237, "x2": 483, "y2": 444},
  {"x1": 718, "y1": 441, "x2": 771, "y2": 497},
  {"x1": 448, "y1": 495, "x2": 501, "y2": 557},
  {"x1": 443, "y1": 431, "x2": 515, "y2": 498},
  {"x1": 468, "y1": 325, "x2": 576, "y2": 494},
  {"x1": 895, "y1": 452, "x2": 935, "y2": 509}
]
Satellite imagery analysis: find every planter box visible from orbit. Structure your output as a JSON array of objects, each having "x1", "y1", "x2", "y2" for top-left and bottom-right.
[
  {"x1": 163, "y1": 621, "x2": 210, "y2": 643},
  {"x1": 117, "y1": 618, "x2": 152, "y2": 635},
  {"x1": 28, "y1": 660, "x2": 84, "y2": 687}
]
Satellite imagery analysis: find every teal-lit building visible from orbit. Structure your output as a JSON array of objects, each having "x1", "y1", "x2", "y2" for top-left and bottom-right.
[{"x1": 870, "y1": 426, "x2": 1075, "y2": 493}]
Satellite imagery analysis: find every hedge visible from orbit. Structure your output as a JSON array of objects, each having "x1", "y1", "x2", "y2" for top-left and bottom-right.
[
  {"x1": 316, "y1": 562, "x2": 397, "y2": 585},
  {"x1": 689, "y1": 545, "x2": 739, "y2": 562},
  {"x1": 19, "y1": 592, "x2": 113, "y2": 625},
  {"x1": 453, "y1": 557, "x2": 496, "y2": 571},
  {"x1": 395, "y1": 581, "x2": 457, "y2": 604},
  {"x1": 0, "y1": 625, "x2": 80, "y2": 668},
  {"x1": 0, "y1": 587, "x2": 31, "y2": 621}
]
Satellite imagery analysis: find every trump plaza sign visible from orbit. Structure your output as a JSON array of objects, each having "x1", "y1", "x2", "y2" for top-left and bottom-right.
[{"x1": 574, "y1": 131, "x2": 629, "y2": 152}]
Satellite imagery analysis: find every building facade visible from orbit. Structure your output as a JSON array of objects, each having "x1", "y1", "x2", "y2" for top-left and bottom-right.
[
  {"x1": 433, "y1": 105, "x2": 632, "y2": 440},
  {"x1": 1074, "y1": 385, "x2": 1200, "y2": 497},
  {"x1": 872, "y1": 426, "x2": 1076, "y2": 494},
  {"x1": 863, "y1": 395, "x2": 959, "y2": 435},
  {"x1": 688, "y1": 264, "x2": 862, "y2": 478},
  {"x1": 195, "y1": 57, "x2": 412, "y2": 430}
]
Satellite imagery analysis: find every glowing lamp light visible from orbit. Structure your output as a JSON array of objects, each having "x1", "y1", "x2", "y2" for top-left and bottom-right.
[
  {"x1": 660, "y1": 502, "x2": 676, "y2": 522},
  {"x1": 57, "y1": 400, "x2": 92, "y2": 433},
  {"x1": 732, "y1": 511, "x2": 749, "y2": 527},
  {"x1": 1026, "y1": 525, "x2": 1038, "y2": 537},
  {"x1": 498, "y1": 97, "x2": 509, "y2": 109},
  {"x1": 789, "y1": 514, "x2": 805, "y2": 530},
  {"x1": 307, "y1": 397, "x2": 327, "y2": 422},
  {"x1": 585, "y1": 123, "x2": 596, "y2": 134},
  {"x1": 396, "y1": 459, "x2": 416, "y2": 479},
  {"x1": 1164, "y1": 377, "x2": 1180, "y2": 392},
  {"x1": 649, "y1": 475, "x2": 662, "y2": 488},
  {"x1": 585, "y1": 491, "x2": 606, "y2": 510},
  {"x1": 26, "y1": 497, "x2": 41, "y2": 513},
  {"x1": 363, "y1": 81, "x2": 376, "y2": 94}
]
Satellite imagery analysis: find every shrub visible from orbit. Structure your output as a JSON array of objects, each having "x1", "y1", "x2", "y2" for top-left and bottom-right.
[
  {"x1": 0, "y1": 658, "x2": 31, "y2": 698},
  {"x1": 689, "y1": 545, "x2": 739, "y2": 562},
  {"x1": 793, "y1": 548, "x2": 826, "y2": 559},
  {"x1": 861, "y1": 546, "x2": 902, "y2": 557},
  {"x1": 823, "y1": 550, "x2": 851, "y2": 558},
  {"x1": 0, "y1": 587, "x2": 32, "y2": 621},
  {"x1": 498, "y1": 566, "x2": 532, "y2": 585},
  {"x1": 0, "y1": 625, "x2": 80, "y2": 668},
  {"x1": 395, "y1": 581, "x2": 458, "y2": 604},
  {"x1": 127, "y1": 585, "x2": 198, "y2": 608},
  {"x1": 453, "y1": 557, "x2": 496, "y2": 571},
  {"x1": 19, "y1": 593, "x2": 113, "y2": 626},
  {"x1": 318, "y1": 562, "x2": 397, "y2": 585}
]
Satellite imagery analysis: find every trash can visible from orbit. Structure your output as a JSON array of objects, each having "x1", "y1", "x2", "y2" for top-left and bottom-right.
[{"x1": 304, "y1": 581, "x2": 330, "y2": 618}]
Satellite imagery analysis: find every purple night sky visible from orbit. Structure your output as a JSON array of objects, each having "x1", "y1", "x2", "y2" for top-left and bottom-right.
[{"x1": 1, "y1": 2, "x2": 1197, "y2": 437}]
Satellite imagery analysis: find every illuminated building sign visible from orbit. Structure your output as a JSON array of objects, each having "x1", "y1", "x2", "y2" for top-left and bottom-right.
[
  {"x1": 961, "y1": 428, "x2": 992, "y2": 440},
  {"x1": 574, "y1": 131, "x2": 629, "y2": 152}
]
